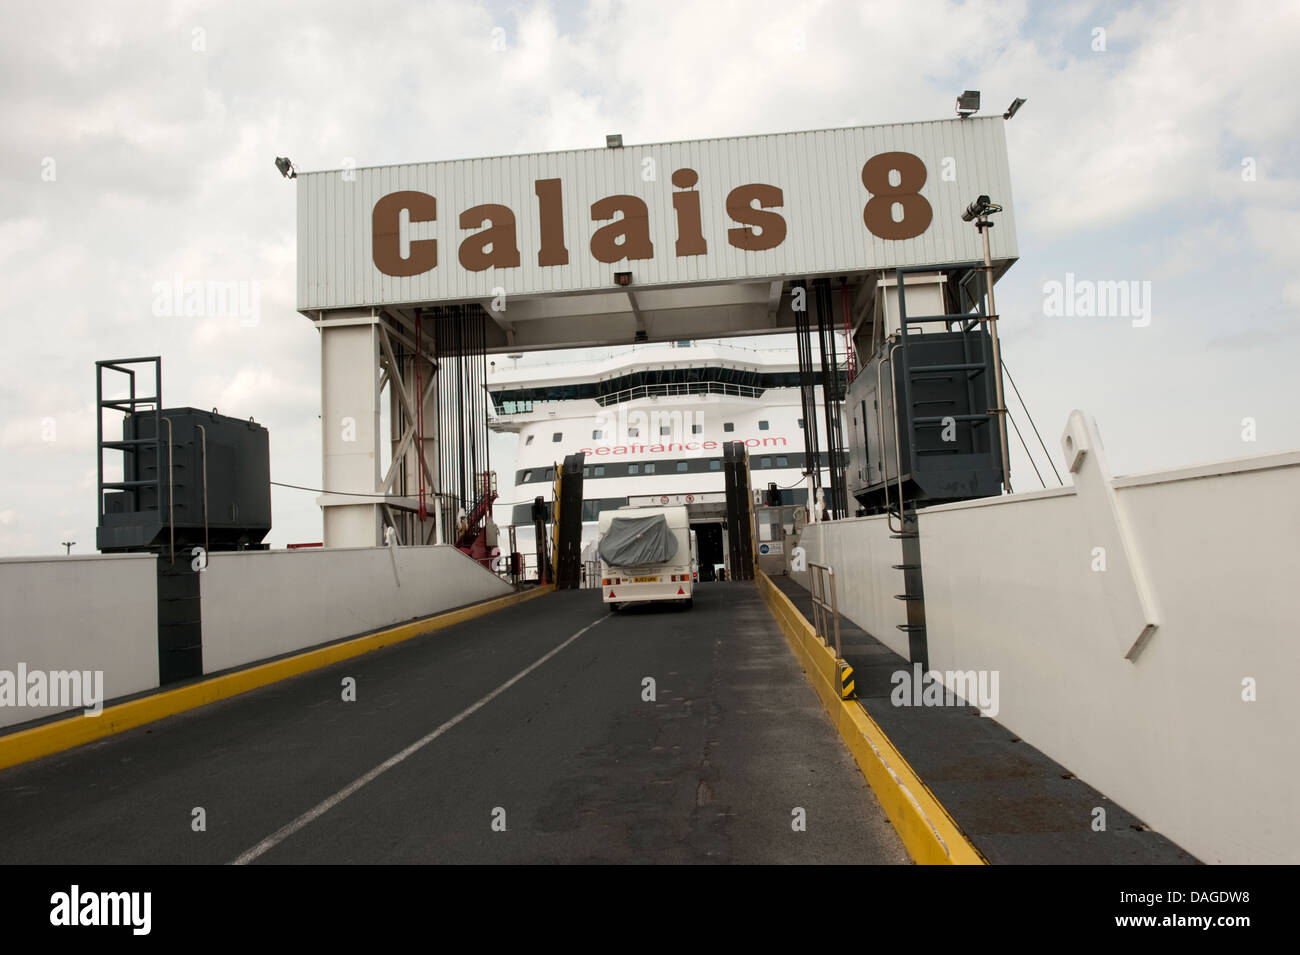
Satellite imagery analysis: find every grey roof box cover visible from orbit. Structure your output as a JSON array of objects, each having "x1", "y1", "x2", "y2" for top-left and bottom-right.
[{"x1": 599, "y1": 513, "x2": 679, "y2": 567}]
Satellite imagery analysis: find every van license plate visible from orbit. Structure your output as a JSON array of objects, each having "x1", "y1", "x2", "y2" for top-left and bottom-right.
[{"x1": 632, "y1": 576, "x2": 659, "y2": 583}]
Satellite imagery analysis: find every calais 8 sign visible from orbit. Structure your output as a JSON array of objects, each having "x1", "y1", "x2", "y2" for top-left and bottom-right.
[
  {"x1": 372, "y1": 152, "x2": 932, "y2": 277},
  {"x1": 296, "y1": 118, "x2": 1016, "y2": 310}
]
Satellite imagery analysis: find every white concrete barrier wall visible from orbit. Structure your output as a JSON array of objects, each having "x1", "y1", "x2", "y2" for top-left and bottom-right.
[
  {"x1": 791, "y1": 514, "x2": 910, "y2": 658},
  {"x1": 0, "y1": 554, "x2": 159, "y2": 730},
  {"x1": 798, "y1": 451, "x2": 1299, "y2": 863},
  {"x1": 199, "y1": 545, "x2": 514, "y2": 674}
]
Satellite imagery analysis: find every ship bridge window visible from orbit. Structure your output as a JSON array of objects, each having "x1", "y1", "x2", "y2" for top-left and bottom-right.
[
  {"x1": 676, "y1": 462, "x2": 688, "y2": 472},
  {"x1": 776, "y1": 455, "x2": 788, "y2": 467},
  {"x1": 759, "y1": 420, "x2": 770, "y2": 430},
  {"x1": 798, "y1": 418, "x2": 804, "y2": 429},
  {"x1": 709, "y1": 460, "x2": 721, "y2": 471},
  {"x1": 629, "y1": 427, "x2": 640, "y2": 437},
  {"x1": 580, "y1": 497, "x2": 629, "y2": 521},
  {"x1": 691, "y1": 424, "x2": 702, "y2": 434},
  {"x1": 761, "y1": 456, "x2": 771, "y2": 468},
  {"x1": 660, "y1": 425, "x2": 671, "y2": 436},
  {"x1": 628, "y1": 464, "x2": 640, "y2": 475},
  {"x1": 592, "y1": 430, "x2": 602, "y2": 439},
  {"x1": 724, "y1": 422, "x2": 734, "y2": 432},
  {"x1": 644, "y1": 463, "x2": 656, "y2": 474},
  {"x1": 594, "y1": 465, "x2": 605, "y2": 476},
  {"x1": 552, "y1": 432, "x2": 562, "y2": 442},
  {"x1": 501, "y1": 367, "x2": 819, "y2": 411},
  {"x1": 523, "y1": 470, "x2": 533, "y2": 481}
]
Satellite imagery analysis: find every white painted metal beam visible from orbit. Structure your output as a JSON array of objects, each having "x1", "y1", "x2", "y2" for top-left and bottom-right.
[{"x1": 1060, "y1": 410, "x2": 1160, "y2": 661}]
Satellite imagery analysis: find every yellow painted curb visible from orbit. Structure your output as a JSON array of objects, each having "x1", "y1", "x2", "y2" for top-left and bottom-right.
[
  {"x1": 0, "y1": 584, "x2": 554, "y2": 773},
  {"x1": 756, "y1": 571, "x2": 986, "y2": 865}
]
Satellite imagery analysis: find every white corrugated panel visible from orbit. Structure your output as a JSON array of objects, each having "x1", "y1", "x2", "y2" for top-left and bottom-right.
[{"x1": 297, "y1": 118, "x2": 1017, "y2": 311}]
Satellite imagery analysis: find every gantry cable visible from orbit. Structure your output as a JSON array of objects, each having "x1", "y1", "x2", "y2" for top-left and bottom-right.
[
  {"x1": 1001, "y1": 357, "x2": 1063, "y2": 486},
  {"x1": 794, "y1": 278, "x2": 822, "y2": 507},
  {"x1": 433, "y1": 305, "x2": 492, "y2": 525}
]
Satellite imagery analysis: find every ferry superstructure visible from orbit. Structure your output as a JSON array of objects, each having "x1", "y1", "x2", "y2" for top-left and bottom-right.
[{"x1": 486, "y1": 340, "x2": 843, "y2": 576}]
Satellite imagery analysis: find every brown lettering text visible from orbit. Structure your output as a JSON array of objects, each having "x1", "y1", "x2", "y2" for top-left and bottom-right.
[
  {"x1": 373, "y1": 191, "x2": 437, "y2": 277},
  {"x1": 726, "y1": 183, "x2": 786, "y2": 251},
  {"x1": 590, "y1": 195, "x2": 655, "y2": 263},
  {"x1": 457, "y1": 203, "x2": 521, "y2": 271},
  {"x1": 535, "y1": 178, "x2": 569, "y2": 267}
]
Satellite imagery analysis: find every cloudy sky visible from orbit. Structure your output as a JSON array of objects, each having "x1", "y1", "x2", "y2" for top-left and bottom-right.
[{"x1": 2, "y1": 0, "x2": 1297, "y2": 555}]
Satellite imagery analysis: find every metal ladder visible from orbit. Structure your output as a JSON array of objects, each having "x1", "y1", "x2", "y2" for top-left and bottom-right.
[
  {"x1": 894, "y1": 263, "x2": 996, "y2": 471},
  {"x1": 880, "y1": 266, "x2": 995, "y2": 671},
  {"x1": 95, "y1": 356, "x2": 177, "y2": 561},
  {"x1": 455, "y1": 472, "x2": 499, "y2": 549},
  {"x1": 96, "y1": 357, "x2": 162, "y2": 517}
]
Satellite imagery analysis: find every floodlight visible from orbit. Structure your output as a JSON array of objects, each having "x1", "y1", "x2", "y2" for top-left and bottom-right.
[{"x1": 956, "y1": 90, "x2": 980, "y2": 117}]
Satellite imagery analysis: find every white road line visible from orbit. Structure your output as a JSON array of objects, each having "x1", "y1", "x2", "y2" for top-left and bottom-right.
[{"x1": 230, "y1": 613, "x2": 610, "y2": 865}]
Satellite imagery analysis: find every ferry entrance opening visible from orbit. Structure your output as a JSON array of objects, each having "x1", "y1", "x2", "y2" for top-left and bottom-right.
[{"x1": 691, "y1": 522, "x2": 724, "y2": 582}]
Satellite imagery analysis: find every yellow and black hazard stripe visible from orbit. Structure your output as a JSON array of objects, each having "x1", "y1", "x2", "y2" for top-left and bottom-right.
[{"x1": 838, "y1": 660, "x2": 856, "y2": 700}]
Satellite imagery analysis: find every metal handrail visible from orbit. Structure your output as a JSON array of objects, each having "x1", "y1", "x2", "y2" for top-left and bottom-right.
[
  {"x1": 162, "y1": 416, "x2": 175, "y2": 566},
  {"x1": 491, "y1": 368, "x2": 856, "y2": 417},
  {"x1": 876, "y1": 350, "x2": 895, "y2": 532},
  {"x1": 878, "y1": 344, "x2": 909, "y2": 535},
  {"x1": 488, "y1": 340, "x2": 807, "y2": 374},
  {"x1": 197, "y1": 423, "x2": 209, "y2": 558},
  {"x1": 888, "y1": 342, "x2": 907, "y2": 532},
  {"x1": 493, "y1": 380, "x2": 768, "y2": 415},
  {"x1": 807, "y1": 561, "x2": 841, "y2": 656},
  {"x1": 595, "y1": 380, "x2": 765, "y2": 407}
]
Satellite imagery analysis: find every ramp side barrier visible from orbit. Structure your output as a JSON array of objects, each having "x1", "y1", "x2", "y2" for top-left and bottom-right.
[
  {"x1": 755, "y1": 569, "x2": 986, "y2": 865},
  {"x1": 0, "y1": 583, "x2": 554, "y2": 772},
  {"x1": 807, "y1": 561, "x2": 841, "y2": 656}
]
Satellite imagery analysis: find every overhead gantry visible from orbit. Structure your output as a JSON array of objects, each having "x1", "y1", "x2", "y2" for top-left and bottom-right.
[{"x1": 296, "y1": 119, "x2": 1019, "y2": 546}]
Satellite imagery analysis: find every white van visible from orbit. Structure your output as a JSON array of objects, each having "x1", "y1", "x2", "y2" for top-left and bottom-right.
[{"x1": 597, "y1": 505, "x2": 694, "y2": 610}]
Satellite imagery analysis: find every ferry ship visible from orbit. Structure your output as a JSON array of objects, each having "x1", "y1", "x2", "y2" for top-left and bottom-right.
[{"x1": 486, "y1": 340, "x2": 845, "y2": 579}]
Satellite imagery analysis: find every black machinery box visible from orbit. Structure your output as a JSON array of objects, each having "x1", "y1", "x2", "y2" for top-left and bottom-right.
[{"x1": 98, "y1": 407, "x2": 271, "y2": 553}]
